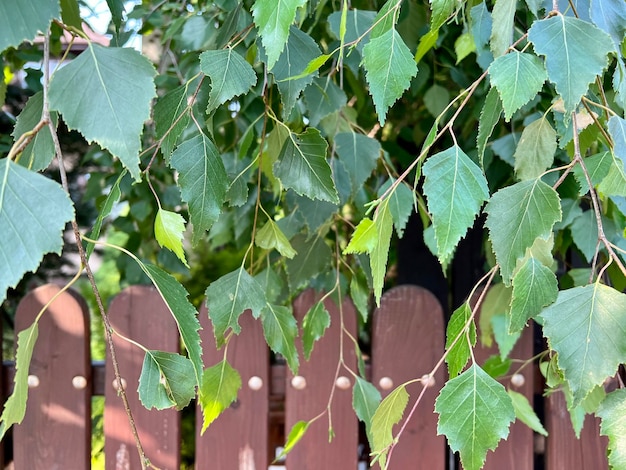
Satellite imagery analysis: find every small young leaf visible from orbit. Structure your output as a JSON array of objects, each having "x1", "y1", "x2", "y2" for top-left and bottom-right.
[
  {"x1": 370, "y1": 385, "x2": 410, "y2": 469},
  {"x1": 154, "y1": 208, "x2": 188, "y2": 267},
  {"x1": 302, "y1": 301, "x2": 331, "y2": 360},
  {"x1": 485, "y1": 179, "x2": 562, "y2": 285},
  {"x1": 199, "y1": 49, "x2": 257, "y2": 114},
  {"x1": 445, "y1": 303, "x2": 476, "y2": 377},
  {"x1": 256, "y1": 219, "x2": 297, "y2": 259},
  {"x1": 0, "y1": 323, "x2": 38, "y2": 441},
  {"x1": 260, "y1": 303, "x2": 299, "y2": 374},
  {"x1": 344, "y1": 218, "x2": 377, "y2": 254},
  {"x1": 508, "y1": 390, "x2": 548, "y2": 436},
  {"x1": 513, "y1": 117, "x2": 557, "y2": 181},
  {"x1": 539, "y1": 283, "x2": 626, "y2": 407},
  {"x1": 278, "y1": 420, "x2": 311, "y2": 459},
  {"x1": 436, "y1": 364, "x2": 515, "y2": 470},
  {"x1": 206, "y1": 268, "x2": 267, "y2": 344},
  {"x1": 138, "y1": 351, "x2": 196, "y2": 411},
  {"x1": 199, "y1": 360, "x2": 242, "y2": 432},
  {"x1": 598, "y1": 388, "x2": 626, "y2": 470}
]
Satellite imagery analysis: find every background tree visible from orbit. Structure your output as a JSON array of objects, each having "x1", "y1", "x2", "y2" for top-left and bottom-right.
[{"x1": 0, "y1": 0, "x2": 625, "y2": 469}]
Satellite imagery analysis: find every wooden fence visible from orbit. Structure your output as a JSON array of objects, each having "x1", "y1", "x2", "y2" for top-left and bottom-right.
[{"x1": 1, "y1": 283, "x2": 610, "y2": 469}]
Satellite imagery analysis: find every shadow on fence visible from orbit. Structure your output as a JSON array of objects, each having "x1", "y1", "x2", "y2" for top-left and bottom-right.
[{"x1": 1, "y1": 283, "x2": 610, "y2": 469}]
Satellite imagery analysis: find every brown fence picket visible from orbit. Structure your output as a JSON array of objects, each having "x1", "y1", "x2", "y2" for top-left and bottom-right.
[
  {"x1": 474, "y1": 324, "x2": 536, "y2": 469},
  {"x1": 285, "y1": 289, "x2": 359, "y2": 469},
  {"x1": 371, "y1": 285, "x2": 447, "y2": 469},
  {"x1": 104, "y1": 285, "x2": 181, "y2": 470},
  {"x1": 195, "y1": 306, "x2": 269, "y2": 469},
  {"x1": 545, "y1": 389, "x2": 609, "y2": 470},
  {"x1": 13, "y1": 284, "x2": 91, "y2": 469}
]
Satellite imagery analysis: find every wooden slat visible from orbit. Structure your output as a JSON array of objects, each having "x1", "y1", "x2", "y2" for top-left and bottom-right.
[
  {"x1": 104, "y1": 285, "x2": 180, "y2": 470},
  {"x1": 285, "y1": 290, "x2": 359, "y2": 469},
  {"x1": 545, "y1": 389, "x2": 609, "y2": 470},
  {"x1": 474, "y1": 324, "x2": 535, "y2": 469},
  {"x1": 13, "y1": 284, "x2": 91, "y2": 469},
  {"x1": 195, "y1": 307, "x2": 269, "y2": 469},
  {"x1": 371, "y1": 285, "x2": 446, "y2": 470}
]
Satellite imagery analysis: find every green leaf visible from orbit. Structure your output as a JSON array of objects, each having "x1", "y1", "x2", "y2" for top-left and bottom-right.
[
  {"x1": 48, "y1": 44, "x2": 156, "y2": 181},
  {"x1": 272, "y1": 27, "x2": 321, "y2": 118},
  {"x1": 423, "y1": 145, "x2": 489, "y2": 267},
  {"x1": 0, "y1": 0, "x2": 60, "y2": 53},
  {"x1": 12, "y1": 91, "x2": 58, "y2": 171},
  {"x1": 285, "y1": 233, "x2": 332, "y2": 290},
  {"x1": 608, "y1": 116, "x2": 626, "y2": 169},
  {"x1": 256, "y1": 218, "x2": 297, "y2": 258},
  {"x1": 302, "y1": 301, "x2": 331, "y2": 360},
  {"x1": 199, "y1": 360, "x2": 242, "y2": 432},
  {"x1": 362, "y1": 28, "x2": 418, "y2": 125},
  {"x1": 328, "y1": 9, "x2": 376, "y2": 54},
  {"x1": 424, "y1": 84, "x2": 450, "y2": 118},
  {"x1": 445, "y1": 303, "x2": 476, "y2": 377},
  {"x1": 379, "y1": 179, "x2": 414, "y2": 238},
  {"x1": 513, "y1": 117, "x2": 557, "y2": 181},
  {"x1": 485, "y1": 179, "x2": 562, "y2": 285},
  {"x1": 435, "y1": 364, "x2": 515, "y2": 470},
  {"x1": 370, "y1": 385, "x2": 410, "y2": 469},
  {"x1": 454, "y1": 32, "x2": 476, "y2": 64},
  {"x1": 199, "y1": 49, "x2": 257, "y2": 114},
  {"x1": 260, "y1": 303, "x2": 299, "y2": 373},
  {"x1": 489, "y1": 0, "x2": 516, "y2": 57},
  {"x1": 142, "y1": 264, "x2": 203, "y2": 387},
  {"x1": 590, "y1": 0, "x2": 626, "y2": 51},
  {"x1": 430, "y1": 0, "x2": 455, "y2": 30},
  {"x1": 598, "y1": 153, "x2": 626, "y2": 197},
  {"x1": 138, "y1": 351, "x2": 196, "y2": 411},
  {"x1": 490, "y1": 313, "x2": 520, "y2": 359},
  {"x1": 540, "y1": 283, "x2": 626, "y2": 406},
  {"x1": 350, "y1": 273, "x2": 370, "y2": 323},
  {"x1": 0, "y1": 323, "x2": 38, "y2": 441},
  {"x1": 60, "y1": 0, "x2": 82, "y2": 30},
  {"x1": 598, "y1": 389, "x2": 626, "y2": 470},
  {"x1": 274, "y1": 127, "x2": 338, "y2": 203},
  {"x1": 488, "y1": 52, "x2": 547, "y2": 121},
  {"x1": 528, "y1": 15, "x2": 614, "y2": 117},
  {"x1": 334, "y1": 132, "x2": 381, "y2": 196},
  {"x1": 86, "y1": 170, "x2": 125, "y2": 259},
  {"x1": 170, "y1": 134, "x2": 229, "y2": 245},
  {"x1": 0, "y1": 159, "x2": 74, "y2": 305},
  {"x1": 508, "y1": 390, "x2": 548, "y2": 436},
  {"x1": 154, "y1": 208, "x2": 188, "y2": 267},
  {"x1": 303, "y1": 77, "x2": 347, "y2": 127},
  {"x1": 479, "y1": 284, "x2": 512, "y2": 347},
  {"x1": 353, "y1": 376, "x2": 381, "y2": 441},
  {"x1": 510, "y1": 257, "x2": 558, "y2": 333},
  {"x1": 570, "y1": 210, "x2": 599, "y2": 262},
  {"x1": 154, "y1": 84, "x2": 190, "y2": 161},
  {"x1": 371, "y1": 0, "x2": 401, "y2": 39},
  {"x1": 105, "y1": 0, "x2": 124, "y2": 32},
  {"x1": 279, "y1": 420, "x2": 310, "y2": 459},
  {"x1": 477, "y1": 87, "x2": 503, "y2": 167},
  {"x1": 344, "y1": 218, "x2": 377, "y2": 254},
  {"x1": 252, "y1": 0, "x2": 307, "y2": 70},
  {"x1": 205, "y1": 268, "x2": 267, "y2": 344},
  {"x1": 371, "y1": 200, "x2": 394, "y2": 306}
]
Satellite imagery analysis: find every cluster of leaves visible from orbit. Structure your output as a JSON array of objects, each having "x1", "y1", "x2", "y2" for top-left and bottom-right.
[{"x1": 1, "y1": 0, "x2": 626, "y2": 469}]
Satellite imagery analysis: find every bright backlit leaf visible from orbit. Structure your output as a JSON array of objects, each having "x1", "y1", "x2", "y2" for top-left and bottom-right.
[
  {"x1": 170, "y1": 134, "x2": 229, "y2": 245},
  {"x1": 540, "y1": 284, "x2": 626, "y2": 406},
  {"x1": 48, "y1": 44, "x2": 156, "y2": 181},
  {"x1": 513, "y1": 117, "x2": 557, "y2": 180},
  {"x1": 485, "y1": 179, "x2": 562, "y2": 285},
  {"x1": 260, "y1": 303, "x2": 299, "y2": 373},
  {"x1": 445, "y1": 303, "x2": 476, "y2": 377},
  {"x1": 370, "y1": 385, "x2": 409, "y2": 469},
  {"x1": 199, "y1": 49, "x2": 257, "y2": 114},
  {"x1": 205, "y1": 268, "x2": 267, "y2": 344},
  {"x1": 274, "y1": 128, "x2": 338, "y2": 203},
  {"x1": 423, "y1": 145, "x2": 489, "y2": 267},
  {"x1": 302, "y1": 301, "x2": 331, "y2": 360},
  {"x1": 528, "y1": 15, "x2": 614, "y2": 117},
  {"x1": 598, "y1": 388, "x2": 626, "y2": 470},
  {"x1": 252, "y1": 0, "x2": 307, "y2": 70},
  {"x1": 344, "y1": 218, "x2": 377, "y2": 254},
  {"x1": 199, "y1": 359, "x2": 241, "y2": 432},
  {"x1": 508, "y1": 390, "x2": 548, "y2": 436},
  {"x1": 436, "y1": 364, "x2": 515, "y2": 470},
  {"x1": 510, "y1": 257, "x2": 558, "y2": 333},
  {"x1": 0, "y1": 0, "x2": 60, "y2": 52},
  {"x1": 489, "y1": 52, "x2": 547, "y2": 121},
  {"x1": 0, "y1": 159, "x2": 74, "y2": 305},
  {"x1": 362, "y1": 28, "x2": 418, "y2": 125},
  {"x1": 279, "y1": 420, "x2": 310, "y2": 459},
  {"x1": 138, "y1": 351, "x2": 195, "y2": 410},
  {"x1": 154, "y1": 208, "x2": 188, "y2": 267},
  {"x1": 256, "y1": 218, "x2": 297, "y2": 259}
]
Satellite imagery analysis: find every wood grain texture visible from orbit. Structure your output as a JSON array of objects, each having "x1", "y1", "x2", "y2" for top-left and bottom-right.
[
  {"x1": 14, "y1": 284, "x2": 91, "y2": 470},
  {"x1": 285, "y1": 290, "x2": 359, "y2": 469},
  {"x1": 104, "y1": 285, "x2": 180, "y2": 470},
  {"x1": 371, "y1": 285, "x2": 446, "y2": 470},
  {"x1": 195, "y1": 306, "x2": 269, "y2": 469}
]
